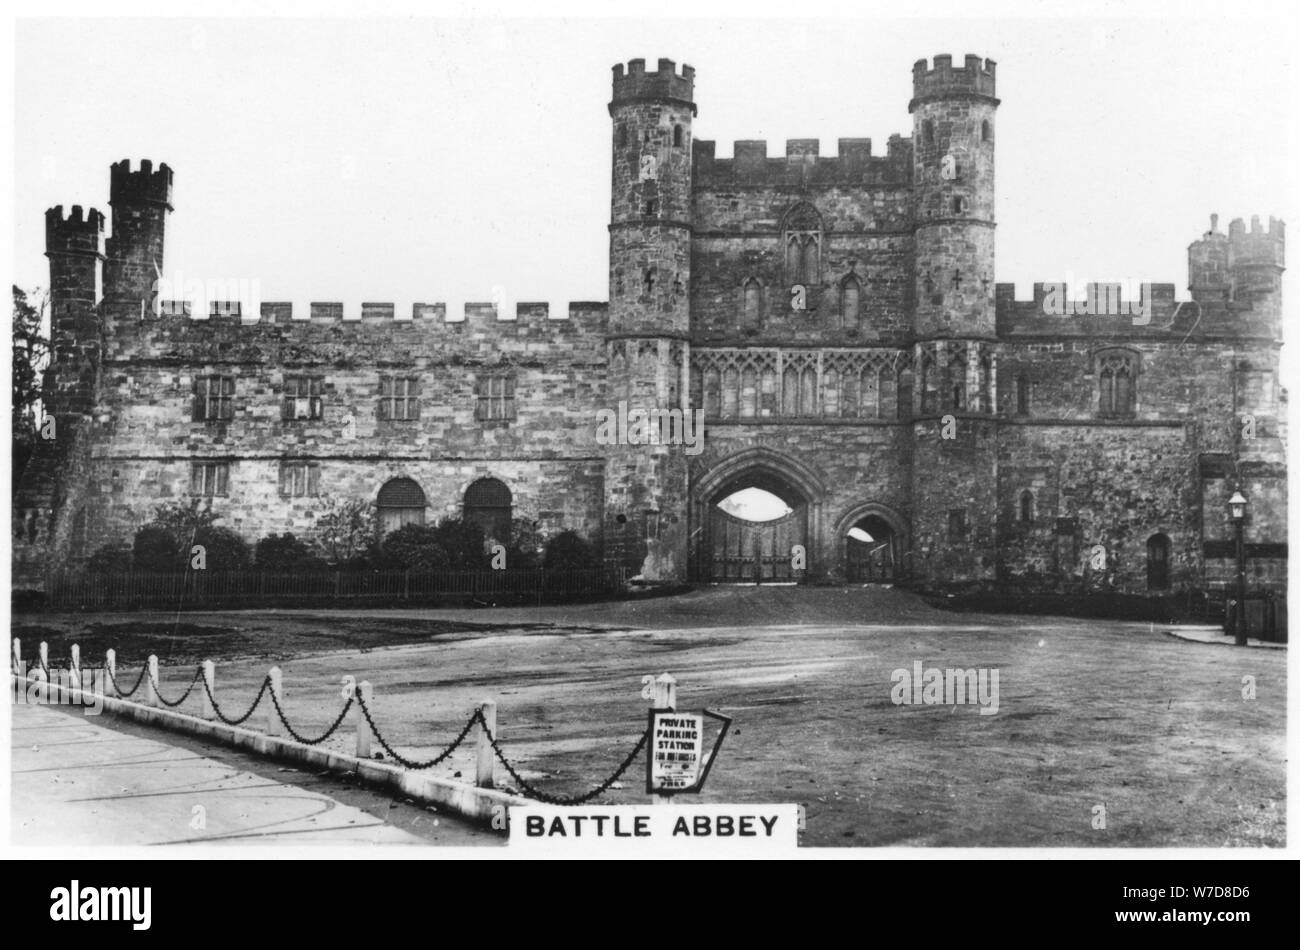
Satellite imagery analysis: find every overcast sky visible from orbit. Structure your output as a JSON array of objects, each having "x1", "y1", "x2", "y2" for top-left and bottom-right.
[{"x1": 13, "y1": 14, "x2": 1294, "y2": 324}]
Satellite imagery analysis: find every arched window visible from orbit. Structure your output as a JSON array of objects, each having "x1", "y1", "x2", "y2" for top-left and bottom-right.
[
  {"x1": 919, "y1": 353, "x2": 936, "y2": 415},
  {"x1": 703, "y1": 367, "x2": 721, "y2": 417},
  {"x1": 948, "y1": 354, "x2": 967, "y2": 410},
  {"x1": 1097, "y1": 349, "x2": 1139, "y2": 417},
  {"x1": 841, "y1": 275, "x2": 862, "y2": 329},
  {"x1": 722, "y1": 367, "x2": 738, "y2": 418},
  {"x1": 800, "y1": 367, "x2": 817, "y2": 416},
  {"x1": 740, "y1": 366, "x2": 757, "y2": 418},
  {"x1": 981, "y1": 119, "x2": 992, "y2": 142},
  {"x1": 1019, "y1": 490, "x2": 1034, "y2": 524},
  {"x1": 741, "y1": 278, "x2": 761, "y2": 328},
  {"x1": 673, "y1": 124, "x2": 684, "y2": 148},
  {"x1": 822, "y1": 368, "x2": 839, "y2": 417},
  {"x1": 377, "y1": 477, "x2": 427, "y2": 537},
  {"x1": 922, "y1": 119, "x2": 935, "y2": 147},
  {"x1": 782, "y1": 366, "x2": 799, "y2": 416},
  {"x1": 895, "y1": 368, "x2": 912, "y2": 421},
  {"x1": 1147, "y1": 533, "x2": 1171, "y2": 590},
  {"x1": 465, "y1": 477, "x2": 512, "y2": 543},
  {"x1": 782, "y1": 203, "x2": 822, "y2": 287}
]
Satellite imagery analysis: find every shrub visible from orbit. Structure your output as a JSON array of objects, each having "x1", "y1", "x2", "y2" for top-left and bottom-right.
[
  {"x1": 506, "y1": 518, "x2": 543, "y2": 570},
  {"x1": 430, "y1": 517, "x2": 489, "y2": 570},
  {"x1": 544, "y1": 530, "x2": 599, "y2": 570},
  {"x1": 381, "y1": 524, "x2": 451, "y2": 571},
  {"x1": 191, "y1": 526, "x2": 252, "y2": 572},
  {"x1": 254, "y1": 533, "x2": 326, "y2": 572},
  {"x1": 87, "y1": 544, "x2": 132, "y2": 574},
  {"x1": 132, "y1": 525, "x2": 179, "y2": 572}
]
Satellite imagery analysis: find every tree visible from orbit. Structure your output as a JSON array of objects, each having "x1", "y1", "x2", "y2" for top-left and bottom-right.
[
  {"x1": 12, "y1": 286, "x2": 49, "y2": 488},
  {"x1": 149, "y1": 500, "x2": 219, "y2": 547},
  {"x1": 316, "y1": 497, "x2": 376, "y2": 565},
  {"x1": 133, "y1": 525, "x2": 179, "y2": 572},
  {"x1": 506, "y1": 518, "x2": 543, "y2": 569}
]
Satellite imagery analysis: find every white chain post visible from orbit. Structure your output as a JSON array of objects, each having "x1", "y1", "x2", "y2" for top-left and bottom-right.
[
  {"x1": 39, "y1": 641, "x2": 48, "y2": 673},
  {"x1": 105, "y1": 649, "x2": 116, "y2": 694},
  {"x1": 200, "y1": 661, "x2": 216, "y2": 720},
  {"x1": 267, "y1": 667, "x2": 283, "y2": 736},
  {"x1": 11, "y1": 637, "x2": 20, "y2": 674},
  {"x1": 145, "y1": 655, "x2": 159, "y2": 707},
  {"x1": 70, "y1": 644, "x2": 81, "y2": 681},
  {"x1": 476, "y1": 700, "x2": 497, "y2": 788},
  {"x1": 355, "y1": 680, "x2": 373, "y2": 759}
]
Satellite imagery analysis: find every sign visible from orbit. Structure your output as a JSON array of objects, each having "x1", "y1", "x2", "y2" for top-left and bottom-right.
[
  {"x1": 648, "y1": 711, "x2": 703, "y2": 793},
  {"x1": 510, "y1": 804, "x2": 799, "y2": 854}
]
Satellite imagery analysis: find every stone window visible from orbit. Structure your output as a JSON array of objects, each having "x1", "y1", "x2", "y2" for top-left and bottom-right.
[
  {"x1": 1015, "y1": 375, "x2": 1031, "y2": 415},
  {"x1": 741, "y1": 278, "x2": 761, "y2": 328},
  {"x1": 1096, "y1": 350, "x2": 1138, "y2": 418},
  {"x1": 193, "y1": 375, "x2": 235, "y2": 422},
  {"x1": 948, "y1": 353, "x2": 967, "y2": 410},
  {"x1": 918, "y1": 352, "x2": 937, "y2": 414},
  {"x1": 377, "y1": 477, "x2": 427, "y2": 536},
  {"x1": 282, "y1": 376, "x2": 324, "y2": 421},
  {"x1": 1147, "y1": 533, "x2": 1171, "y2": 590},
  {"x1": 977, "y1": 352, "x2": 993, "y2": 413},
  {"x1": 279, "y1": 461, "x2": 320, "y2": 498},
  {"x1": 378, "y1": 376, "x2": 420, "y2": 422},
  {"x1": 922, "y1": 119, "x2": 935, "y2": 147},
  {"x1": 1019, "y1": 490, "x2": 1034, "y2": 524},
  {"x1": 982, "y1": 120, "x2": 992, "y2": 142},
  {"x1": 617, "y1": 124, "x2": 627, "y2": 149},
  {"x1": 841, "y1": 274, "x2": 862, "y2": 329},
  {"x1": 673, "y1": 124, "x2": 684, "y2": 148},
  {"x1": 191, "y1": 461, "x2": 229, "y2": 497},
  {"x1": 782, "y1": 203, "x2": 823, "y2": 288},
  {"x1": 464, "y1": 477, "x2": 512, "y2": 543},
  {"x1": 947, "y1": 508, "x2": 966, "y2": 539},
  {"x1": 476, "y1": 372, "x2": 517, "y2": 422}
]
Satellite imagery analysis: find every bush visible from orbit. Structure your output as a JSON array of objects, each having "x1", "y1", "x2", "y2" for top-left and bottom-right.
[
  {"x1": 430, "y1": 517, "x2": 489, "y2": 570},
  {"x1": 506, "y1": 518, "x2": 543, "y2": 570},
  {"x1": 254, "y1": 533, "x2": 326, "y2": 572},
  {"x1": 544, "y1": 530, "x2": 599, "y2": 570},
  {"x1": 192, "y1": 527, "x2": 251, "y2": 572},
  {"x1": 87, "y1": 544, "x2": 132, "y2": 574},
  {"x1": 132, "y1": 525, "x2": 179, "y2": 572},
  {"x1": 380, "y1": 524, "x2": 451, "y2": 571}
]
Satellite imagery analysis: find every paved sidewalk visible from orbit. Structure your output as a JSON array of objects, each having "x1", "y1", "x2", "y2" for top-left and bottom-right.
[
  {"x1": 11, "y1": 702, "x2": 502, "y2": 847},
  {"x1": 1162, "y1": 625, "x2": 1287, "y2": 649}
]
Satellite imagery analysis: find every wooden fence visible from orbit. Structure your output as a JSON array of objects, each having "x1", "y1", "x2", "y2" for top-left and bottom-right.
[{"x1": 41, "y1": 568, "x2": 623, "y2": 610}]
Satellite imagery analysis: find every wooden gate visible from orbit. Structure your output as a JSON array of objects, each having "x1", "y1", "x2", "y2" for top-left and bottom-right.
[{"x1": 706, "y1": 505, "x2": 807, "y2": 583}]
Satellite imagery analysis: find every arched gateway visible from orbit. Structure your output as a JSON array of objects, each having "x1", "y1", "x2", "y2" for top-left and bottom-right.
[{"x1": 690, "y1": 448, "x2": 826, "y2": 583}]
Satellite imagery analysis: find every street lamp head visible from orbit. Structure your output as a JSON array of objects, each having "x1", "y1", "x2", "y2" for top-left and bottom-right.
[{"x1": 1228, "y1": 490, "x2": 1248, "y2": 521}]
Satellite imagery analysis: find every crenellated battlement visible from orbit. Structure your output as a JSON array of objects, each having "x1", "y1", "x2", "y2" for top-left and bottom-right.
[
  {"x1": 1228, "y1": 215, "x2": 1285, "y2": 268},
  {"x1": 910, "y1": 54, "x2": 997, "y2": 108},
  {"x1": 611, "y1": 57, "x2": 695, "y2": 111},
  {"x1": 109, "y1": 158, "x2": 174, "y2": 209},
  {"x1": 692, "y1": 135, "x2": 912, "y2": 187},
  {"x1": 149, "y1": 298, "x2": 610, "y2": 331},
  {"x1": 45, "y1": 205, "x2": 105, "y2": 257}
]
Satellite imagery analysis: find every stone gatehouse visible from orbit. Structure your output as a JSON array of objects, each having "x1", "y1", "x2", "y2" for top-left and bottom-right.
[{"x1": 14, "y1": 54, "x2": 1287, "y2": 596}]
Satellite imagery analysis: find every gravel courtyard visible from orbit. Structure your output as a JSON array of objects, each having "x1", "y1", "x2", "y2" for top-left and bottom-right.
[{"x1": 16, "y1": 587, "x2": 1286, "y2": 847}]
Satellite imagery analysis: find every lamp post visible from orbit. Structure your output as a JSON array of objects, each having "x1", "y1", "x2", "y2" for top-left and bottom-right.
[{"x1": 1228, "y1": 490, "x2": 1248, "y2": 646}]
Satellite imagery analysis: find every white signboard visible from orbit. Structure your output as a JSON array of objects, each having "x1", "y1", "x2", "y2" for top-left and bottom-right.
[{"x1": 649, "y1": 711, "x2": 704, "y2": 793}]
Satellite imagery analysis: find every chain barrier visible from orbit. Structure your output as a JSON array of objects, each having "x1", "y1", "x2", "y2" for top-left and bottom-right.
[
  {"x1": 268, "y1": 688, "x2": 355, "y2": 746},
  {"x1": 485, "y1": 721, "x2": 650, "y2": 805},
  {"x1": 27, "y1": 646, "x2": 659, "y2": 804},
  {"x1": 107, "y1": 663, "x2": 150, "y2": 699},
  {"x1": 353, "y1": 689, "x2": 482, "y2": 769},
  {"x1": 200, "y1": 675, "x2": 271, "y2": 727},
  {"x1": 147, "y1": 667, "x2": 204, "y2": 708}
]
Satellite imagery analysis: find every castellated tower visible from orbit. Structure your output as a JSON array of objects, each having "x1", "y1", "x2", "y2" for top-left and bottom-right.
[
  {"x1": 104, "y1": 158, "x2": 174, "y2": 314},
  {"x1": 602, "y1": 58, "x2": 695, "y2": 580},
  {"x1": 908, "y1": 55, "x2": 1000, "y2": 584},
  {"x1": 44, "y1": 205, "x2": 106, "y2": 420}
]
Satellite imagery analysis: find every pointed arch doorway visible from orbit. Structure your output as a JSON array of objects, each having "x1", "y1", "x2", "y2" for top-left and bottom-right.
[{"x1": 705, "y1": 471, "x2": 808, "y2": 583}]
